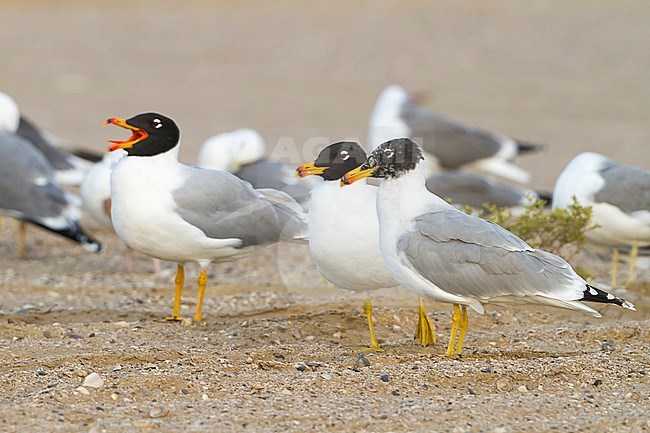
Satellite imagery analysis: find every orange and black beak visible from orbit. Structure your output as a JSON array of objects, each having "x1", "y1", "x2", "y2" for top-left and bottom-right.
[
  {"x1": 295, "y1": 162, "x2": 328, "y2": 178},
  {"x1": 340, "y1": 165, "x2": 376, "y2": 186},
  {"x1": 104, "y1": 117, "x2": 149, "y2": 152}
]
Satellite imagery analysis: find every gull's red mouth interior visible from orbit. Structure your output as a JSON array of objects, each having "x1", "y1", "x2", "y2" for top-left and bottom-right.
[{"x1": 107, "y1": 129, "x2": 148, "y2": 146}]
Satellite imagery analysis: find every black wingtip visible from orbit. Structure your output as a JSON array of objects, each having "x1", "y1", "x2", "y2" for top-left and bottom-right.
[
  {"x1": 581, "y1": 284, "x2": 635, "y2": 311},
  {"x1": 516, "y1": 140, "x2": 545, "y2": 154},
  {"x1": 31, "y1": 220, "x2": 102, "y2": 253}
]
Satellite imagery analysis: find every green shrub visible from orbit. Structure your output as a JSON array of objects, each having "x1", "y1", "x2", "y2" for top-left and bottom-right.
[{"x1": 463, "y1": 197, "x2": 597, "y2": 277}]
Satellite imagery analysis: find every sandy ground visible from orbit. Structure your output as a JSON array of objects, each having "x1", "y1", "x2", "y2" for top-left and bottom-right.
[{"x1": 1, "y1": 1, "x2": 649, "y2": 432}]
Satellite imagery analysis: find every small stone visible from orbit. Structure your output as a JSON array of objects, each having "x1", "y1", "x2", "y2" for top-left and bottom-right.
[
  {"x1": 281, "y1": 388, "x2": 292, "y2": 395},
  {"x1": 110, "y1": 393, "x2": 119, "y2": 401},
  {"x1": 149, "y1": 405, "x2": 169, "y2": 418},
  {"x1": 202, "y1": 393, "x2": 208, "y2": 401},
  {"x1": 305, "y1": 335, "x2": 315, "y2": 341},
  {"x1": 83, "y1": 372, "x2": 104, "y2": 388},
  {"x1": 391, "y1": 390, "x2": 400, "y2": 396},
  {"x1": 495, "y1": 378, "x2": 512, "y2": 392},
  {"x1": 332, "y1": 331, "x2": 342, "y2": 338},
  {"x1": 245, "y1": 357, "x2": 254, "y2": 364},
  {"x1": 321, "y1": 373, "x2": 333, "y2": 380},
  {"x1": 112, "y1": 365, "x2": 122, "y2": 371},
  {"x1": 75, "y1": 369, "x2": 88, "y2": 378},
  {"x1": 380, "y1": 374, "x2": 390, "y2": 383},
  {"x1": 480, "y1": 366, "x2": 492, "y2": 373},
  {"x1": 517, "y1": 385, "x2": 528, "y2": 392},
  {"x1": 76, "y1": 386, "x2": 90, "y2": 395},
  {"x1": 593, "y1": 379, "x2": 602, "y2": 387},
  {"x1": 36, "y1": 368, "x2": 47, "y2": 376},
  {"x1": 492, "y1": 428, "x2": 507, "y2": 433},
  {"x1": 353, "y1": 355, "x2": 371, "y2": 371},
  {"x1": 295, "y1": 364, "x2": 306, "y2": 372},
  {"x1": 181, "y1": 318, "x2": 193, "y2": 327},
  {"x1": 114, "y1": 321, "x2": 130, "y2": 328},
  {"x1": 467, "y1": 387, "x2": 476, "y2": 395}
]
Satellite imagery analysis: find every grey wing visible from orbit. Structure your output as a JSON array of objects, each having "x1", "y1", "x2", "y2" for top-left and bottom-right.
[
  {"x1": 236, "y1": 158, "x2": 315, "y2": 205},
  {"x1": 426, "y1": 172, "x2": 526, "y2": 207},
  {"x1": 595, "y1": 163, "x2": 650, "y2": 214},
  {"x1": 397, "y1": 209, "x2": 583, "y2": 301},
  {"x1": 172, "y1": 167, "x2": 307, "y2": 247},
  {"x1": 401, "y1": 101, "x2": 502, "y2": 168},
  {"x1": 17, "y1": 116, "x2": 75, "y2": 171},
  {"x1": 0, "y1": 132, "x2": 70, "y2": 221}
]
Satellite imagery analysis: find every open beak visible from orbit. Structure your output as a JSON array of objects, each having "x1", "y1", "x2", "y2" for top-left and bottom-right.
[
  {"x1": 104, "y1": 117, "x2": 149, "y2": 152},
  {"x1": 340, "y1": 165, "x2": 376, "y2": 186},
  {"x1": 295, "y1": 162, "x2": 328, "y2": 178}
]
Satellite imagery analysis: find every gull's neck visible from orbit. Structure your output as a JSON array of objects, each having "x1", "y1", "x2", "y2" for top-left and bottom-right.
[{"x1": 377, "y1": 163, "x2": 450, "y2": 223}]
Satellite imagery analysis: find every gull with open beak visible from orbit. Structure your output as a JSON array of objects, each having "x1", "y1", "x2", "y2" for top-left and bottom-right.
[
  {"x1": 105, "y1": 112, "x2": 308, "y2": 321},
  {"x1": 342, "y1": 138, "x2": 635, "y2": 356}
]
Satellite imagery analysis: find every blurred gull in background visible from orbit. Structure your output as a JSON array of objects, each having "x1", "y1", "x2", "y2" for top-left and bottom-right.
[
  {"x1": 367, "y1": 85, "x2": 543, "y2": 184},
  {"x1": 553, "y1": 152, "x2": 650, "y2": 287}
]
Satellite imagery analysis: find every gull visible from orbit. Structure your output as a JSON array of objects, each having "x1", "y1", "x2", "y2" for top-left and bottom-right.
[
  {"x1": 342, "y1": 138, "x2": 635, "y2": 356},
  {"x1": 296, "y1": 142, "x2": 435, "y2": 349},
  {"x1": 367, "y1": 85, "x2": 542, "y2": 184},
  {"x1": 105, "y1": 113, "x2": 308, "y2": 321},
  {"x1": 553, "y1": 152, "x2": 650, "y2": 287},
  {"x1": 0, "y1": 128, "x2": 101, "y2": 256},
  {"x1": 198, "y1": 128, "x2": 318, "y2": 209},
  {"x1": 426, "y1": 171, "x2": 551, "y2": 209}
]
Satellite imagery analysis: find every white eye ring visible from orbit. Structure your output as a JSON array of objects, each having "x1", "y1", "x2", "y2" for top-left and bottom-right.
[
  {"x1": 153, "y1": 118, "x2": 163, "y2": 129},
  {"x1": 382, "y1": 148, "x2": 395, "y2": 158},
  {"x1": 340, "y1": 150, "x2": 350, "y2": 160}
]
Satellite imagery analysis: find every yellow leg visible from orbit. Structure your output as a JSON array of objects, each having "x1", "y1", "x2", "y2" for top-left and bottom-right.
[
  {"x1": 414, "y1": 296, "x2": 436, "y2": 346},
  {"x1": 456, "y1": 306, "x2": 469, "y2": 355},
  {"x1": 625, "y1": 244, "x2": 639, "y2": 287},
  {"x1": 363, "y1": 298, "x2": 382, "y2": 351},
  {"x1": 611, "y1": 248, "x2": 619, "y2": 288},
  {"x1": 17, "y1": 222, "x2": 27, "y2": 259},
  {"x1": 194, "y1": 268, "x2": 208, "y2": 322},
  {"x1": 445, "y1": 304, "x2": 461, "y2": 356},
  {"x1": 165, "y1": 264, "x2": 184, "y2": 321}
]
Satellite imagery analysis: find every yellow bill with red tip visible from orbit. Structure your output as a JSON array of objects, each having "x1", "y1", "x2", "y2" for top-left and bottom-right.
[
  {"x1": 340, "y1": 165, "x2": 375, "y2": 186},
  {"x1": 104, "y1": 117, "x2": 149, "y2": 152},
  {"x1": 295, "y1": 162, "x2": 328, "y2": 178}
]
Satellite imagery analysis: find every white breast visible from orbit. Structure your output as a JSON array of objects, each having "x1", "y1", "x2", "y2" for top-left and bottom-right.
[{"x1": 308, "y1": 181, "x2": 397, "y2": 291}]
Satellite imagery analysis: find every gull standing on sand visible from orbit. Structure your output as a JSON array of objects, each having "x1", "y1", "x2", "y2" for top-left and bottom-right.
[
  {"x1": 553, "y1": 152, "x2": 650, "y2": 287},
  {"x1": 105, "y1": 113, "x2": 308, "y2": 321},
  {"x1": 198, "y1": 128, "x2": 318, "y2": 209},
  {"x1": 367, "y1": 85, "x2": 542, "y2": 184},
  {"x1": 342, "y1": 138, "x2": 635, "y2": 356},
  {"x1": 296, "y1": 142, "x2": 435, "y2": 349}
]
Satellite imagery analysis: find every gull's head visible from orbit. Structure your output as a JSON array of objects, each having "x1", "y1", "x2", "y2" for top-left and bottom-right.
[
  {"x1": 296, "y1": 141, "x2": 367, "y2": 181},
  {"x1": 0, "y1": 92, "x2": 20, "y2": 133},
  {"x1": 104, "y1": 112, "x2": 180, "y2": 157},
  {"x1": 342, "y1": 137, "x2": 424, "y2": 185},
  {"x1": 230, "y1": 129, "x2": 265, "y2": 169}
]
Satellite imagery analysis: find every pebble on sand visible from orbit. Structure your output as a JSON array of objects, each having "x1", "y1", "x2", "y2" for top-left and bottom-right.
[{"x1": 83, "y1": 372, "x2": 105, "y2": 389}]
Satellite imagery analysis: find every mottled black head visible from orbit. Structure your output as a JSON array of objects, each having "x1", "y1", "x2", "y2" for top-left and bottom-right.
[
  {"x1": 363, "y1": 137, "x2": 424, "y2": 179},
  {"x1": 295, "y1": 141, "x2": 367, "y2": 181},
  {"x1": 105, "y1": 112, "x2": 180, "y2": 157}
]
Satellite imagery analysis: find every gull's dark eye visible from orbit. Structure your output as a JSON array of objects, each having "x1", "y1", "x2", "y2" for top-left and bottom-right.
[
  {"x1": 340, "y1": 150, "x2": 350, "y2": 161},
  {"x1": 382, "y1": 148, "x2": 395, "y2": 158},
  {"x1": 152, "y1": 118, "x2": 163, "y2": 129}
]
